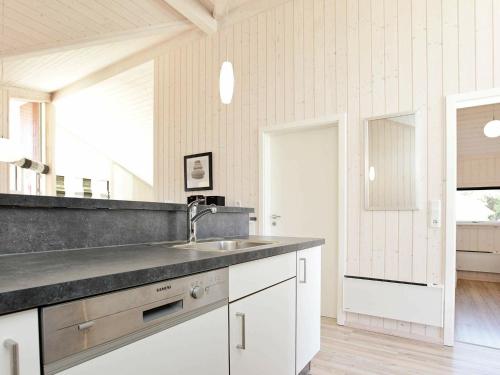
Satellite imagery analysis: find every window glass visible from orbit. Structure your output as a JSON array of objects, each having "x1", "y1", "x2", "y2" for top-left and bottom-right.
[
  {"x1": 8, "y1": 99, "x2": 45, "y2": 195},
  {"x1": 456, "y1": 189, "x2": 500, "y2": 222}
]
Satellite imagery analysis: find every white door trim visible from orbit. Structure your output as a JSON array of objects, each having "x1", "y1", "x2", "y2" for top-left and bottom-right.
[
  {"x1": 444, "y1": 88, "x2": 500, "y2": 346},
  {"x1": 259, "y1": 114, "x2": 348, "y2": 325}
]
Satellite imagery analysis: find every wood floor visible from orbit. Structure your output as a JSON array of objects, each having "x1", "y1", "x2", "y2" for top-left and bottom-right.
[
  {"x1": 455, "y1": 278, "x2": 500, "y2": 349},
  {"x1": 311, "y1": 318, "x2": 500, "y2": 375}
]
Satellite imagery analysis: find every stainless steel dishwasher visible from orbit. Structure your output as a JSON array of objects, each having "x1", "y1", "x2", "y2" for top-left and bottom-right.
[{"x1": 41, "y1": 268, "x2": 229, "y2": 375}]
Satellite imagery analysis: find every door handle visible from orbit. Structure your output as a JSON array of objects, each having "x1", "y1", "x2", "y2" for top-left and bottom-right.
[
  {"x1": 271, "y1": 214, "x2": 281, "y2": 219},
  {"x1": 299, "y1": 257, "x2": 307, "y2": 284},
  {"x1": 4, "y1": 339, "x2": 19, "y2": 375},
  {"x1": 236, "y1": 312, "x2": 246, "y2": 350}
]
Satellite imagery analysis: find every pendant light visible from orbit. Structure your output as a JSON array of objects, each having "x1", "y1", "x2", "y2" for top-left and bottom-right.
[
  {"x1": 219, "y1": 61, "x2": 234, "y2": 104},
  {"x1": 368, "y1": 166, "x2": 376, "y2": 181},
  {"x1": 483, "y1": 111, "x2": 500, "y2": 138}
]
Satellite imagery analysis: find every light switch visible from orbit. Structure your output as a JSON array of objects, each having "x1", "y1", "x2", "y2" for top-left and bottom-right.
[{"x1": 430, "y1": 200, "x2": 441, "y2": 228}]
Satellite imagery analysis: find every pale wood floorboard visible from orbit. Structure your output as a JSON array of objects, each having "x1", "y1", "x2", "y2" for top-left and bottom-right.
[
  {"x1": 455, "y1": 278, "x2": 500, "y2": 349},
  {"x1": 311, "y1": 317, "x2": 500, "y2": 375}
]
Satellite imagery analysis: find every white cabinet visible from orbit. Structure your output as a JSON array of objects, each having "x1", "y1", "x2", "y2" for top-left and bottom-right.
[
  {"x1": 0, "y1": 309, "x2": 40, "y2": 375},
  {"x1": 296, "y1": 246, "x2": 321, "y2": 374},
  {"x1": 229, "y1": 278, "x2": 296, "y2": 375},
  {"x1": 56, "y1": 306, "x2": 229, "y2": 375}
]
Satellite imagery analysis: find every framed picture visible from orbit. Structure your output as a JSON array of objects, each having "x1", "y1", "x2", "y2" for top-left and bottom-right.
[{"x1": 184, "y1": 152, "x2": 213, "y2": 191}]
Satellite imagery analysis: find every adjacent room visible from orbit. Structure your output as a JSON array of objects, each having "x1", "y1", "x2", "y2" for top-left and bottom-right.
[
  {"x1": 1, "y1": 1, "x2": 500, "y2": 375},
  {"x1": 455, "y1": 103, "x2": 500, "y2": 349}
]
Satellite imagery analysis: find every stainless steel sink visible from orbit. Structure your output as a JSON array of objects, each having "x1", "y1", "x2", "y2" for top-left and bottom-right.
[{"x1": 173, "y1": 239, "x2": 277, "y2": 252}]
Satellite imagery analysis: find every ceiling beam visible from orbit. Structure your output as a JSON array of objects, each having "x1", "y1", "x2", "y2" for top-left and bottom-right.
[
  {"x1": 162, "y1": 0, "x2": 218, "y2": 34},
  {"x1": 1, "y1": 21, "x2": 191, "y2": 60},
  {"x1": 221, "y1": 0, "x2": 290, "y2": 28},
  {"x1": 0, "y1": 85, "x2": 51, "y2": 103},
  {"x1": 213, "y1": 0, "x2": 230, "y2": 19},
  {"x1": 51, "y1": 29, "x2": 204, "y2": 102}
]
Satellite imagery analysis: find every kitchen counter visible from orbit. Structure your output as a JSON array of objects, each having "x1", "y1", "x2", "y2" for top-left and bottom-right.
[{"x1": 0, "y1": 236, "x2": 324, "y2": 315}]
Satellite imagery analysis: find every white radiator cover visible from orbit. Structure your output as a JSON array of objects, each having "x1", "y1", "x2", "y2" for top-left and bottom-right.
[
  {"x1": 457, "y1": 251, "x2": 500, "y2": 273},
  {"x1": 343, "y1": 277, "x2": 444, "y2": 327}
]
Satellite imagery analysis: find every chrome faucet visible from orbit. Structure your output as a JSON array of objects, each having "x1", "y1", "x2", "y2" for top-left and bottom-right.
[{"x1": 187, "y1": 198, "x2": 217, "y2": 243}]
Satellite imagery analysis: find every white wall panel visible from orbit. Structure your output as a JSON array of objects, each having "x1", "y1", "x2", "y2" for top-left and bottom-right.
[
  {"x1": 457, "y1": 224, "x2": 500, "y2": 253},
  {"x1": 154, "y1": 0, "x2": 500, "y2": 342},
  {"x1": 0, "y1": 88, "x2": 8, "y2": 194},
  {"x1": 55, "y1": 61, "x2": 154, "y2": 201}
]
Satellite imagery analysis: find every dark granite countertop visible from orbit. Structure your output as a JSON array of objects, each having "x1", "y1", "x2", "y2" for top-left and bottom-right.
[
  {"x1": 0, "y1": 193, "x2": 254, "y2": 213},
  {"x1": 0, "y1": 236, "x2": 324, "y2": 315}
]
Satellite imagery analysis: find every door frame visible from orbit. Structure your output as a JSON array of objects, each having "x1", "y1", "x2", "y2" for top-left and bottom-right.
[
  {"x1": 259, "y1": 114, "x2": 348, "y2": 324},
  {"x1": 444, "y1": 88, "x2": 500, "y2": 346}
]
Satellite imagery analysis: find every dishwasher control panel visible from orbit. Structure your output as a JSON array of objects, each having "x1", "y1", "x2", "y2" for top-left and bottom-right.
[{"x1": 41, "y1": 268, "x2": 229, "y2": 373}]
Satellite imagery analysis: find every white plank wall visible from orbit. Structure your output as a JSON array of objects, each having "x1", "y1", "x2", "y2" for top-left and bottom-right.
[
  {"x1": 154, "y1": 0, "x2": 500, "y2": 342},
  {"x1": 457, "y1": 224, "x2": 500, "y2": 253},
  {"x1": 0, "y1": 88, "x2": 8, "y2": 194},
  {"x1": 55, "y1": 62, "x2": 154, "y2": 201},
  {"x1": 458, "y1": 155, "x2": 500, "y2": 187}
]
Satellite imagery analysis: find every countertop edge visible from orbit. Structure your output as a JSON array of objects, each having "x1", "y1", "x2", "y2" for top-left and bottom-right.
[
  {"x1": 0, "y1": 194, "x2": 254, "y2": 213},
  {"x1": 0, "y1": 238, "x2": 324, "y2": 316}
]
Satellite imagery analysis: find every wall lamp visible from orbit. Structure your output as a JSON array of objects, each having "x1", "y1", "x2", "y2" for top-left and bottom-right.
[{"x1": 0, "y1": 138, "x2": 49, "y2": 174}]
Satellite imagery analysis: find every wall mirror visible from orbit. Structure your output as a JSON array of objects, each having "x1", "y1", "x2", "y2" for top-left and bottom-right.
[{"x1": 364, "y1": 111, "x2": 419, "y2": 210}]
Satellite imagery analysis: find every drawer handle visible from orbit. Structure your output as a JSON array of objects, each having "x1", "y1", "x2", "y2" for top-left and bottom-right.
[
  {"x1": 4, "y1": 339, "x2": 19, "y2": 375},
  {"x1": 299, "y1": 257, "x2": 307, "y2": 284},
  {"x1": 236, "y1": 312, "x2": 246, "y2": 350},
  {"x1": 78, "y1": 321, "x2": 95, "y2": 331}
]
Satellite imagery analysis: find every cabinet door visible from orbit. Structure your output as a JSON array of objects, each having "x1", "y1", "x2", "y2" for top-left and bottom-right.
[
  {"x1": 56, "y1": 306, "x2": 228, "y2": 375},
  {"x1": 230, "y1": 278, "x2": 295, "y2": 375},
  {"x1": 296, "y1": 246, "x2": 321, "y2": 373},
  {"x1": 0, "y1": 309, "x2": 40, "y2": 375}
]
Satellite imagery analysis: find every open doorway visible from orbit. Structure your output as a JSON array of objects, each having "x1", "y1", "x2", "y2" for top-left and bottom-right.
[
  {"x1": 454, "y1": 103, "x2": 500, "y2": 349},
  {"x1": 260, "y1": 115, "x2": 347, "y2": 322},
  {"x1": 445, "y1": 89, "x2": 500, "y2": 347}
]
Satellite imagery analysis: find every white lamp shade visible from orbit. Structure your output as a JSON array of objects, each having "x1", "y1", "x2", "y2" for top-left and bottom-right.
[
  {"x1": 369, "y1": 166, "x2": 375, "y2": 181},
  {"x1": 484, "y1": 120, "x2": 500, "y2": 138},
  {"x1": 0, "y1": 138, "x2": 23, "y2": 163},
  {"x1": 219, "y1": 61, "x2": 234, "y2": 104}
]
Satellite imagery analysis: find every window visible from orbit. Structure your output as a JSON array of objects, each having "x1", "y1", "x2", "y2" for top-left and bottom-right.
[
  {"x1": 8, "y1": 99, "x2": 45, "y2": 195},
  {"x1": 456, "y1": 189, "x2": 500, "y2": 222}
]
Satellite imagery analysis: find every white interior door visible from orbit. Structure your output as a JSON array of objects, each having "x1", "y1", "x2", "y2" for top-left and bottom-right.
[{"x1": 264, "y1": 125, "x2": 338, "y2": 318}]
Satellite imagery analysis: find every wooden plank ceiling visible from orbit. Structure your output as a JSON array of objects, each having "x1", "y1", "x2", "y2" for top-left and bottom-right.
[
  {"x1": 0, "y1": 0, "x2": 191, "y2": 92},
  {"x1": 0, "y1": 0, "x2": 188, "y2": 57},
  {"x1": 2, "y1": 33, "x2": 187, "y2": 93},
  {"x1": 458, "y1": 104, "x2": 500, "y2": 158},
  {"x1": 0, "y1": 0, "x2": 276, "y2": 94}
]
